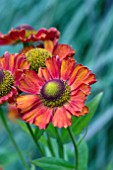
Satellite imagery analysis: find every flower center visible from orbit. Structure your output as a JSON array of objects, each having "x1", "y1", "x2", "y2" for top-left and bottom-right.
[
  {"x1": 40, "y1": 79, "x2": 71, "y2": 108},
  {"x1": 26, "y1": 48, "x2": 52, "y2": 72},
  {"x1": 25, "y1": 30, "x2": 37, "y2": 38},
  {"x1": 0, "y1": 70, "x2": 14, "y2": 97}
]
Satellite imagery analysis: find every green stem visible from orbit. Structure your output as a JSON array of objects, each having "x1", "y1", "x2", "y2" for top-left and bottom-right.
[
  {"x1": 46, "y1": 133, "x2": 56, "y2": 157},
  {"x1": 26, "y1": 123, "x2": 44, "y2": 156},
  {"x1": 67, "y1": 127, "x2": 78, "y2": 170},
  {"x1": 55, "y1": 128, "x2": 64, "y2": 158},
  {"x1": 0, "y1": 113, "x2": 30, "y2": 170}
]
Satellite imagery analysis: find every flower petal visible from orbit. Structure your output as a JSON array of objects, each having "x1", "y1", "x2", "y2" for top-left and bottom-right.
[
  {"x1": 46, "y1": 56, "x2": 61, "y2": 79},
  {"x1": 44, "y1": 40, "x2": 54, "y2": 53},
  {"x1": 0, "y1": 87, "x2": 17, "y2": 105},
  {"x1": 68, "y1": 64, "x2": 83, "y2": 85},
  {"x1": 16, "y1": 94, "x2": 41, "y2": 113},
  {"x1": 18, "y1": 70, "x2": 43, "y2": 94},
  {"x1": 70, "y1": 67, "x2": 91, "y2": 91},
  {"x1": 76, "y1": 106, "x2": 89, "y2": 116},
  {"x1": 34, "y1": 107, "x2": 53, "y2": 129},
  {"x1": 72, "y1": 84, "x2": 91, "y2": 96},
  {"x1": 53, "y1": 44, "x2": 75, "y2": 60},
  {"x1": 52, "y1": 107, "x2": 72, "y2": 128},
  {"x1": 38, "y1": 67, "x2": 52, "y2": 82},
  {"x1": 36, "y1": 27, "x2": 60, "y2": 41},
  {"x1": 60, "y1": 58, "x2": 76, "y2": 81},
  {"x1": 84, "y1": 73, "x2": 96, "y2": 85}
]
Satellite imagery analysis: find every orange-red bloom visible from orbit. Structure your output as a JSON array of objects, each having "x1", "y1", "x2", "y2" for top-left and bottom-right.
[
  {"x1": 16, "y1": 56, "x2": 96, "y2": 129},
  {"x1": 0, "y1": 52, "x2": 29, "y2": 104},
  {"x1": 0, "y1": 24, "x2": 60, "y2": 45}
]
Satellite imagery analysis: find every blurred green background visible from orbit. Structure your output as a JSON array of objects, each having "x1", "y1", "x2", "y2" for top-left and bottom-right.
[{"x1": 0, "y1": 0, "x2": 113, "y2": 170}]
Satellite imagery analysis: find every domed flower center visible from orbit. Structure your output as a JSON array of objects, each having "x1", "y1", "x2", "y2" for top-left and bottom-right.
[
  {"x1": 26, "y1": 48, "x2": 52, "y2": 72},
  {"x1": 0, "y1": 70, "x2": 14, "y2": 97},
  {"x1": 25, "y1": 30, "x2": 37, "y2": 38},
  {"x1": 40, "y1": 79, "x2": 71, "y2": 108}
]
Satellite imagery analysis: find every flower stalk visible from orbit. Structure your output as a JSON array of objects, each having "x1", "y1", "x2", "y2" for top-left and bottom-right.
[
  {"x1": 26, "y1": 123, "x2": 44, "y2": 156},
  {"x1": 55, "y1": 128, "x2": 64, "y2": 159},
  {"x1": 67, "y1": 127, "x2": 78, "y2": 170}
]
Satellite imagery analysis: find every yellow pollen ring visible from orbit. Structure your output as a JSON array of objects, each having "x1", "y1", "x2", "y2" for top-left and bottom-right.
[
  {"x1": 26, "y1": 48, "x2": 52, "y2": 72},
  {"x1": 0, "y1": 70, "x2": 14, "y2": 97}
]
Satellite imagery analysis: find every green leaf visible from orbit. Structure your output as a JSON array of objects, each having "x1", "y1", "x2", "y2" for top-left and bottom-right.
[
  {"x1": 62, "y1": 92, "x2": 103, "y2": 143},
  {"x1": 30, "y1": 165, "x2": 36, "y2": 170},
  {"x1": 16, "y1": 119, "x2": 31, "y2": 135},
  {"x1": 34, "y1": 127, "x2": 44, "y2": 140},
  {"x1": 31, "y1": 157, "x2": 74, "y2": 170},
  {"x1": 78, "y1": 140, "x2": 88, "y2": 170},
  {"x1": 46, "y1": 123, "x2": 57, "y2": 138}
]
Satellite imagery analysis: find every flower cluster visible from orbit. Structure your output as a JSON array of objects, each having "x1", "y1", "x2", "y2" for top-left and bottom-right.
[{"x1": 0, "y1": 25, "x2": 96, "y2": 129}]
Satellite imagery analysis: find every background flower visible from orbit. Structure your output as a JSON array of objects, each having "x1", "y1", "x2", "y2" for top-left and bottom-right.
[{"x1": 0, "y1": 25, "x2": 60, "y2": 45}]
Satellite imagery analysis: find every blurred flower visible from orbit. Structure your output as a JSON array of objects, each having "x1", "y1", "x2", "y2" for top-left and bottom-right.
[
  {"x1": 16, "y1": 56, "x2": 96, "y2": 129},
  {"x1": 7, "y1": 103, "x2": 19, "y2": 121},
  {"x1": 0, "y1": 24, "x2": 60, "y2": 46},
  {"x1": 0, "y1": 52, "x2": 29, "y2": 104}
]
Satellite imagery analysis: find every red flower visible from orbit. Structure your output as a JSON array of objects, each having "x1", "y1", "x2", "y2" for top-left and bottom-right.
[
  {"x1": 0, "y1": 25, "x2": 60, "y2": 45},
  {"x1": 0, "y1": 52, "x2": 29, "y2": 104},
  {"x1": 16, "y1": 56, "x2": 96, "y2": 129}
]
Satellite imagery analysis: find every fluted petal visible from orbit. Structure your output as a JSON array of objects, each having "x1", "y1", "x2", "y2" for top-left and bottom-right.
[
  {"x1": 53, "y1": 44, "x2": 75, "y2": 60},
  {"x1": 18, "y1": 70, "x2": 44, "y2": 94},
  {"x1": 70, "y1": 67, "x2": 91, "y2": 91},
  {"x1": 52, "y1": 107, "x2": 71, "y2": 128},
  {"x1": 34, "y1": 107, "x2": 53, "y2": 129},
  {"x1": 60, "y1": 58, "x2": 76, "y2": 81},
  {"x1": 46, "y1": 56, "x2": 60, "y2": 79}
]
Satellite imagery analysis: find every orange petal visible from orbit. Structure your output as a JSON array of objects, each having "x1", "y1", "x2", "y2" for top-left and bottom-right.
[
  {"x1": 53, "y1": 44, "x2": 75, "y2": 60},
  {"x1": 18, "y1": 70, "x2": 42, "y2": 94},
  {"x1": 64, "y1": 102, "x2": 79, "y2": 115},
  {"x1": 46, "y1": 56, "x2": 60, "y2": 79},
  {"x1": 68, "y1": 64, "x2": 83, "y2": 85},
  {"x1": 84, "y1": 73, "x2": 96, "y2": 85},
  {"x1": 44, "y1": 40, "x2": 54, "y2": 53},
  {"x1": 34, "y1": 108, "x2": 53, "y2": 129},
  {"x1": 38, "y1": 67, "x2": 52, "y2": 81},
  {"x1": 70, "y1": 67, "x2": 90, "y2": 91},
  {"x1": 22, "y1": 104, "x2": 44, "y2": 124},
  {"x1": 71, "y1": 90, "x2": 86, "y2": 101},
  {"x1": 72, "y1": 84, "x2": 91, "y2": 96},
  {"x1": 16, "y1": 94, "x2": 41, "y2": 113},
  {"x1": 52, "y1": 107, "x2": 72, "y2": 128},
  {"x1": 77, "y1": 106, "x2": 89, "y2": 116},
  {"x1": 60, "y1": 58, "x2": 76, "y2": 81}
]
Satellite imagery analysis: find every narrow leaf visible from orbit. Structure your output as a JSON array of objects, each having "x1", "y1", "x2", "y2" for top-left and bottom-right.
[
  {"x1": 31, "y1": 157, "x2": 74, "y2": 170},
  {"x1": 78, "y1": 140, "x2": 88, "y2": 170}
]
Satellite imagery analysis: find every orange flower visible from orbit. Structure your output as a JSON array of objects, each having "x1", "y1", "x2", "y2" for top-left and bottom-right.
[
  {"x1": 0, "y1": 52, "x2": 29, "y2": 104},
  {"x1": 0, "y1": 24, "x2": 60, "y2": 45},
  {"x1": 16, "y1": 56, "x2": 96, "y2": 129}
]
